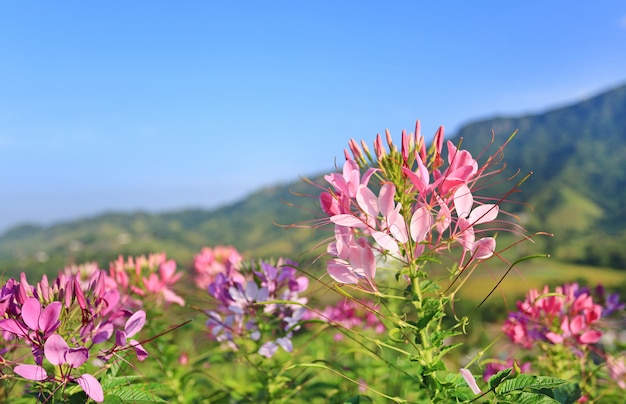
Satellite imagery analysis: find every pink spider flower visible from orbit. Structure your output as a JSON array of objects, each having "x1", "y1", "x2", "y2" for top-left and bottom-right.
[
  {"x1": 607, "y1": 355, "x2": 626, "y2": 389},
  {"x1": 193, "y1": 245, "x2": 244, "y2": 289},
  {"x1": 320, "y1": 159, "x2": 378, "y2": 217},
  {"x1": 434, "y1": 140, "x2": 479, "y2": 196},
  {"x1": 320, "y1": 121, "x2": 513, "y2": 289},
  {"x1": 504, "y1": 283, "x2": 604, "y2": 348},
  {"x1": 326, "y1": 226, "x2": 377, "y2": 290},
  {"x1": 142, "y1": 259, "x2": 185, "y2": 306},
  {"x1": 452, "y1": 184, "x2": 499, "y2": 261},
  {"x1": 108, "y1": 253, "x2": 185, "y2": 307},
  {"x1": 307, "y1": 298, "x2": 385, "y2": 341}
]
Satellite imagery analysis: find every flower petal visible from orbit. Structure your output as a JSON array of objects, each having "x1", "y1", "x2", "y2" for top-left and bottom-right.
[
  {"x1": 468, "y1": 204, "x2": 499, "y2": 225},
  {"x1": 130, "y1": 339, "x2": 149, "y2": 361},
  {"x1": 258, "y1": 341, "x2": 278, "y2": 358},
  {"x1": 460, "y1": 368, "x2": 481, "y2": 394},
  {"x1": 39, "y1": 301, "x2": 62, "y2": 334},
  {"x1": 276, "y1": 336, "x2": 293, "y2": 353},
  {"x1": 14, "y1": 364, "x2": 47, "y2": 381},
  {"x1": 21, "y1": 297, "x2": 41, "y2": 331},
  {"x1": 453, "y1": 185, "x2": 473, "y2": 219},
  {"x1": 65, "y1": 347, "x2": 89, "y2": 368},
  {"x1": 377, "y1": 183, "x2": 396, "y2": 217},
  {"x1": 76, "y1": 373, "x2": 104, "y2": 403},
  {"x1": 410, "y1": 207, "x2": 432, "y2": 243},
  {"x1": 330, "y1": 214, "x2": 368, "y2": 229},
  {"x1": 356, "y1": 184, "x2": 379, "y2": 218},
  {"x1": 372, "y1": 231, "x2": 399, "y2": 254},
  {"x1": 0, "y1": 318, "x2": 28, "y2": 337},
  {"x1": 327, "y1": 261, "x2": 359, "y2": 284},
  {"x1": 124, "y1": 310, "x2": 146, "y2": 339},
  {"x1": 472, "y1": 237, "x2": 496, "y2": 260},
  {"x1": 44, "y1": 333, "x2": 69, "y2": 365}
]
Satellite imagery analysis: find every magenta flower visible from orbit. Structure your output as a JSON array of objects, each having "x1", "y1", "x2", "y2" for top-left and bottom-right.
[
  {"x1": 483, "y1": 359, "x2": 531, "y2": 382},
  {"x1": 46, "y1": 334, "x2": 104, "y2": 402},
  {"x1": 504, "y1": 283, "x2": 605, "y2": 348},
  {"x1": 307, "y1": 298, "x2": 385, "y2": 341},
  {"x1": 193, "y1": 245, "x2": 244, "y2": 289},
  {"x1": 10, "y1": 333, "x2": 104, "y2": 402},
  {"x1": 0, "y1": 271, "x2": 151, "y2": 402},
  {"x1": 436, "y1": 140, "x2": 478, "y2": 195},
  {"x1": 0, "y1": 297, "x2": 61, "y2": 339},
  {"x1": 114, "y1": 310, "x2": 148, "y2": 361}
]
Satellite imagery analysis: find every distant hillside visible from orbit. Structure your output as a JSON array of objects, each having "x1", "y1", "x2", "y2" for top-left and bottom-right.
[
  {"x1": 1, "y1": 83, "x2": 626, "y2": 278},
  {"x1": 0, "y1": 178, "x2": 327, "y2": 278},
  {"x1": 455, "y1": 83, "x2": 626, "y2": 267}
]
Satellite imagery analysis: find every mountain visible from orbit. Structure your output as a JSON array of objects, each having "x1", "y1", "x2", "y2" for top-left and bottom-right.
[
  {"x1": 455, "y1": 83, "x2": 626, "y2": 267},
  {"x1": 0, "y1": 178, "x2": 327, "y2": 278},
  {"x1": 1, "y1": 83, "x2": 625, "y2": 278}
]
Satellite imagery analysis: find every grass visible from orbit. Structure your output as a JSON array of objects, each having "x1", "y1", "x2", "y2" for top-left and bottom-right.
[{"x1": 457, "y1": 259, "x2": 626, "y2": 302}]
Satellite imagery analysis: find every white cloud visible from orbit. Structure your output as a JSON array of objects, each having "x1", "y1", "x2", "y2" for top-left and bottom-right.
[{"x1": 620, "y1": 15, "x2": 626, "y2": 29}]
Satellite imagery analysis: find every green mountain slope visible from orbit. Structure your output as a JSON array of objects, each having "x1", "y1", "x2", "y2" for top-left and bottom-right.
[
  {"x1": 1, "y1": 83, "x2": 625, "y2": 277},
  {"x1": 0, "y1": 178, "x2": 327, "y2": 278},
  {"x1": 455, "y1": 83, "x2": 626, "y2": 266}
]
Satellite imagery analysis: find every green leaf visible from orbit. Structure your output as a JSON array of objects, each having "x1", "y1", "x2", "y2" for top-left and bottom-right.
[
  {"x1": 494, "y1": 374, "x2": 581, "y2": 404},
  {"x1": 101, "y1": 375, "x2": 145, "y2": 389},
  {"x1": 104, "y1": 384, "x2": 167, "y2": 403},
  {"x1": 496, "y1": 375, "x2": 570, "y2": 394},
  {"x1": 551, "y1": 382, "x2": 582, "y2": 404},
  {"x1": 388, "y1": 327, "x2": 406, "y2": 343},
  {"x1": 488, "y1": 368, "x2": 513, "y2": 390},
  {"x1": 436, "y1": 342, "x2": 463, "y2": 358},
  {"x1": 497, "y1": 391, "x2": 561, "y2": 404}
]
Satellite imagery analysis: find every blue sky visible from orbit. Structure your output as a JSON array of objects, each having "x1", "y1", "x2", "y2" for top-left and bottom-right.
[{"x1": 1, "y1": 1, "x2": 625, "y2": 232}]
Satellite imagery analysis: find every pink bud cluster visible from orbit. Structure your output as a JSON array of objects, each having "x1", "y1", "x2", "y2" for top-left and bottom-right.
[
  {"x1": 193, "y1": 245, "x2": 243, "y2": 290},
  {"x1": 307, "y1": 299, "x2": 385, "y2": 341},
  {"x1": 504, "y1": 283, "x2": 606, "y2": 348},
  {"x1": 320, "y1": 122, "x2": 505, "y2": 290},
  {"x1": 204, "y1": 252, "x2": 309, "y2": 358},
  {"x1": 0, "y1": 271, "x2": 148, "y2": 402},
  {"x1": 108, "y1": 253, "x2": 185, "y2": 307}
]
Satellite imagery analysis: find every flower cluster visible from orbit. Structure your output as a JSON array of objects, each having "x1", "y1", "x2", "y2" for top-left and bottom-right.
[
  {"x1": 0, "y1": 271, "x2": 148, "y2": 402},
  {"x1": 193, "y1": 245, "x2": 243, "y2": 290},
  {"x1": 482, "y1": 359, "x2": 532, "y2": 382},
  {"x1": 504, "y1": 283, "x2": 607, "y2": 348},
  {"x1": 307, "y1": 298, "x2": 385, "y2": 341},
  {"x1": 319, "y1": 122, "x2": 506, "y2": 290},
  {"x1": 496, "y1": 283, "x2": 626, "y2": 399},
  {"x1": 205, "y1": 256, "x2": 308, "y2": 358},
  {"x1": 108, "y1": 253, "x2": 185, "y2": 307}
]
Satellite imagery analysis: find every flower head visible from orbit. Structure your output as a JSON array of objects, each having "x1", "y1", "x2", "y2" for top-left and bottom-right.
[
  {"x1": 504, "y1": 283, "x2": 605, "y2": 348},
  {"x1": 320, "y1": 121, "x2": 515, "y2": 289},
  {"x1": 205, "y1": 257, "x2": 308, "y2": 358}
]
